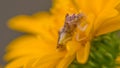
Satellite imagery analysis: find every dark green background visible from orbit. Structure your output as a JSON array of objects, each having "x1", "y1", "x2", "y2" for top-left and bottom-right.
[{"x1": 0, "y1": 0, "x2": 51, "y2": 65}]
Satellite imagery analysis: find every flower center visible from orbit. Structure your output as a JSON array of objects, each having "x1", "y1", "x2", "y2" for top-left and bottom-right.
[{"x1": 57, "y1": 13, "x2": 88, "y2": 49}]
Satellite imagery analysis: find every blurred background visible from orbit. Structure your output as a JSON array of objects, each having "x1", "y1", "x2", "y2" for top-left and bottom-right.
[{"x1": 0, "y1": 0, "x2": 51, "y2": 66}]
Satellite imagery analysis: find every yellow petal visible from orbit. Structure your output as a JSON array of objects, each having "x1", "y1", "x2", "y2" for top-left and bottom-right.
[
  {"x1": 74, "y1": 0, "x2": 120, "y2": 14},
  {"x1": 56, "y1": 41, "x2": 80, "y2": 68},
  {"x1": 95, "y1": 15, "x2": 120, "y2": 36},
  {"x1": 4, "y1": 35, "x2": 57, "y2": 61},
  {"x1": 94, "y1": 8, "x2": 119, "y2": 32},
  {"x1": 51, "y1": 0, "x2": 78, "y2": 15},
  {"x1": 8, "y1": 12, "x2": 56, "y2": 35},
  {"x1": 56, "y1": 54, "x2": 75, "y2": 68},
  {"x1": 76, "y1": 42, "x2": 90, "y2": 64},
  {"x1": 74, "y1": 0, "x2": 120, "y2": 33},
  {"x1": 104, "y1": 0, "x2": 120, "y2": 9},
  {"x1": 8, "y1": 12, "x2": 59, "y2": 42},
  {"x1": 24, "y1": 53, "x2": 65, "y2": 68},
  {"x1": 74, "y1": 0, "x2": 103, "y2": 14},
  {"x1": 93, "y1": 0, "x2": 120, "y2": 31},
  {"x1": 5, "y1": 56, "x2": 34, "y2": 68}
]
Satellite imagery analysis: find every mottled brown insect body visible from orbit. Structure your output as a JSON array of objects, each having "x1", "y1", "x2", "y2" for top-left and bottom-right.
[{"x1": 57, "y1": 13, "x2": 85, "y2": 49}]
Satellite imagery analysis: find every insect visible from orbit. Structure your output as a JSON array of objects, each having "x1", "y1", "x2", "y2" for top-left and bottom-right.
[{"x1": 57, "y1": 13, "x2": 87, "y2": 49}]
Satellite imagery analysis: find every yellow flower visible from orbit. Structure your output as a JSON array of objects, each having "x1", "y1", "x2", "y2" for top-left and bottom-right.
[{"x1": 4, "y1": 0, "x2": 120, "y2": 68}]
